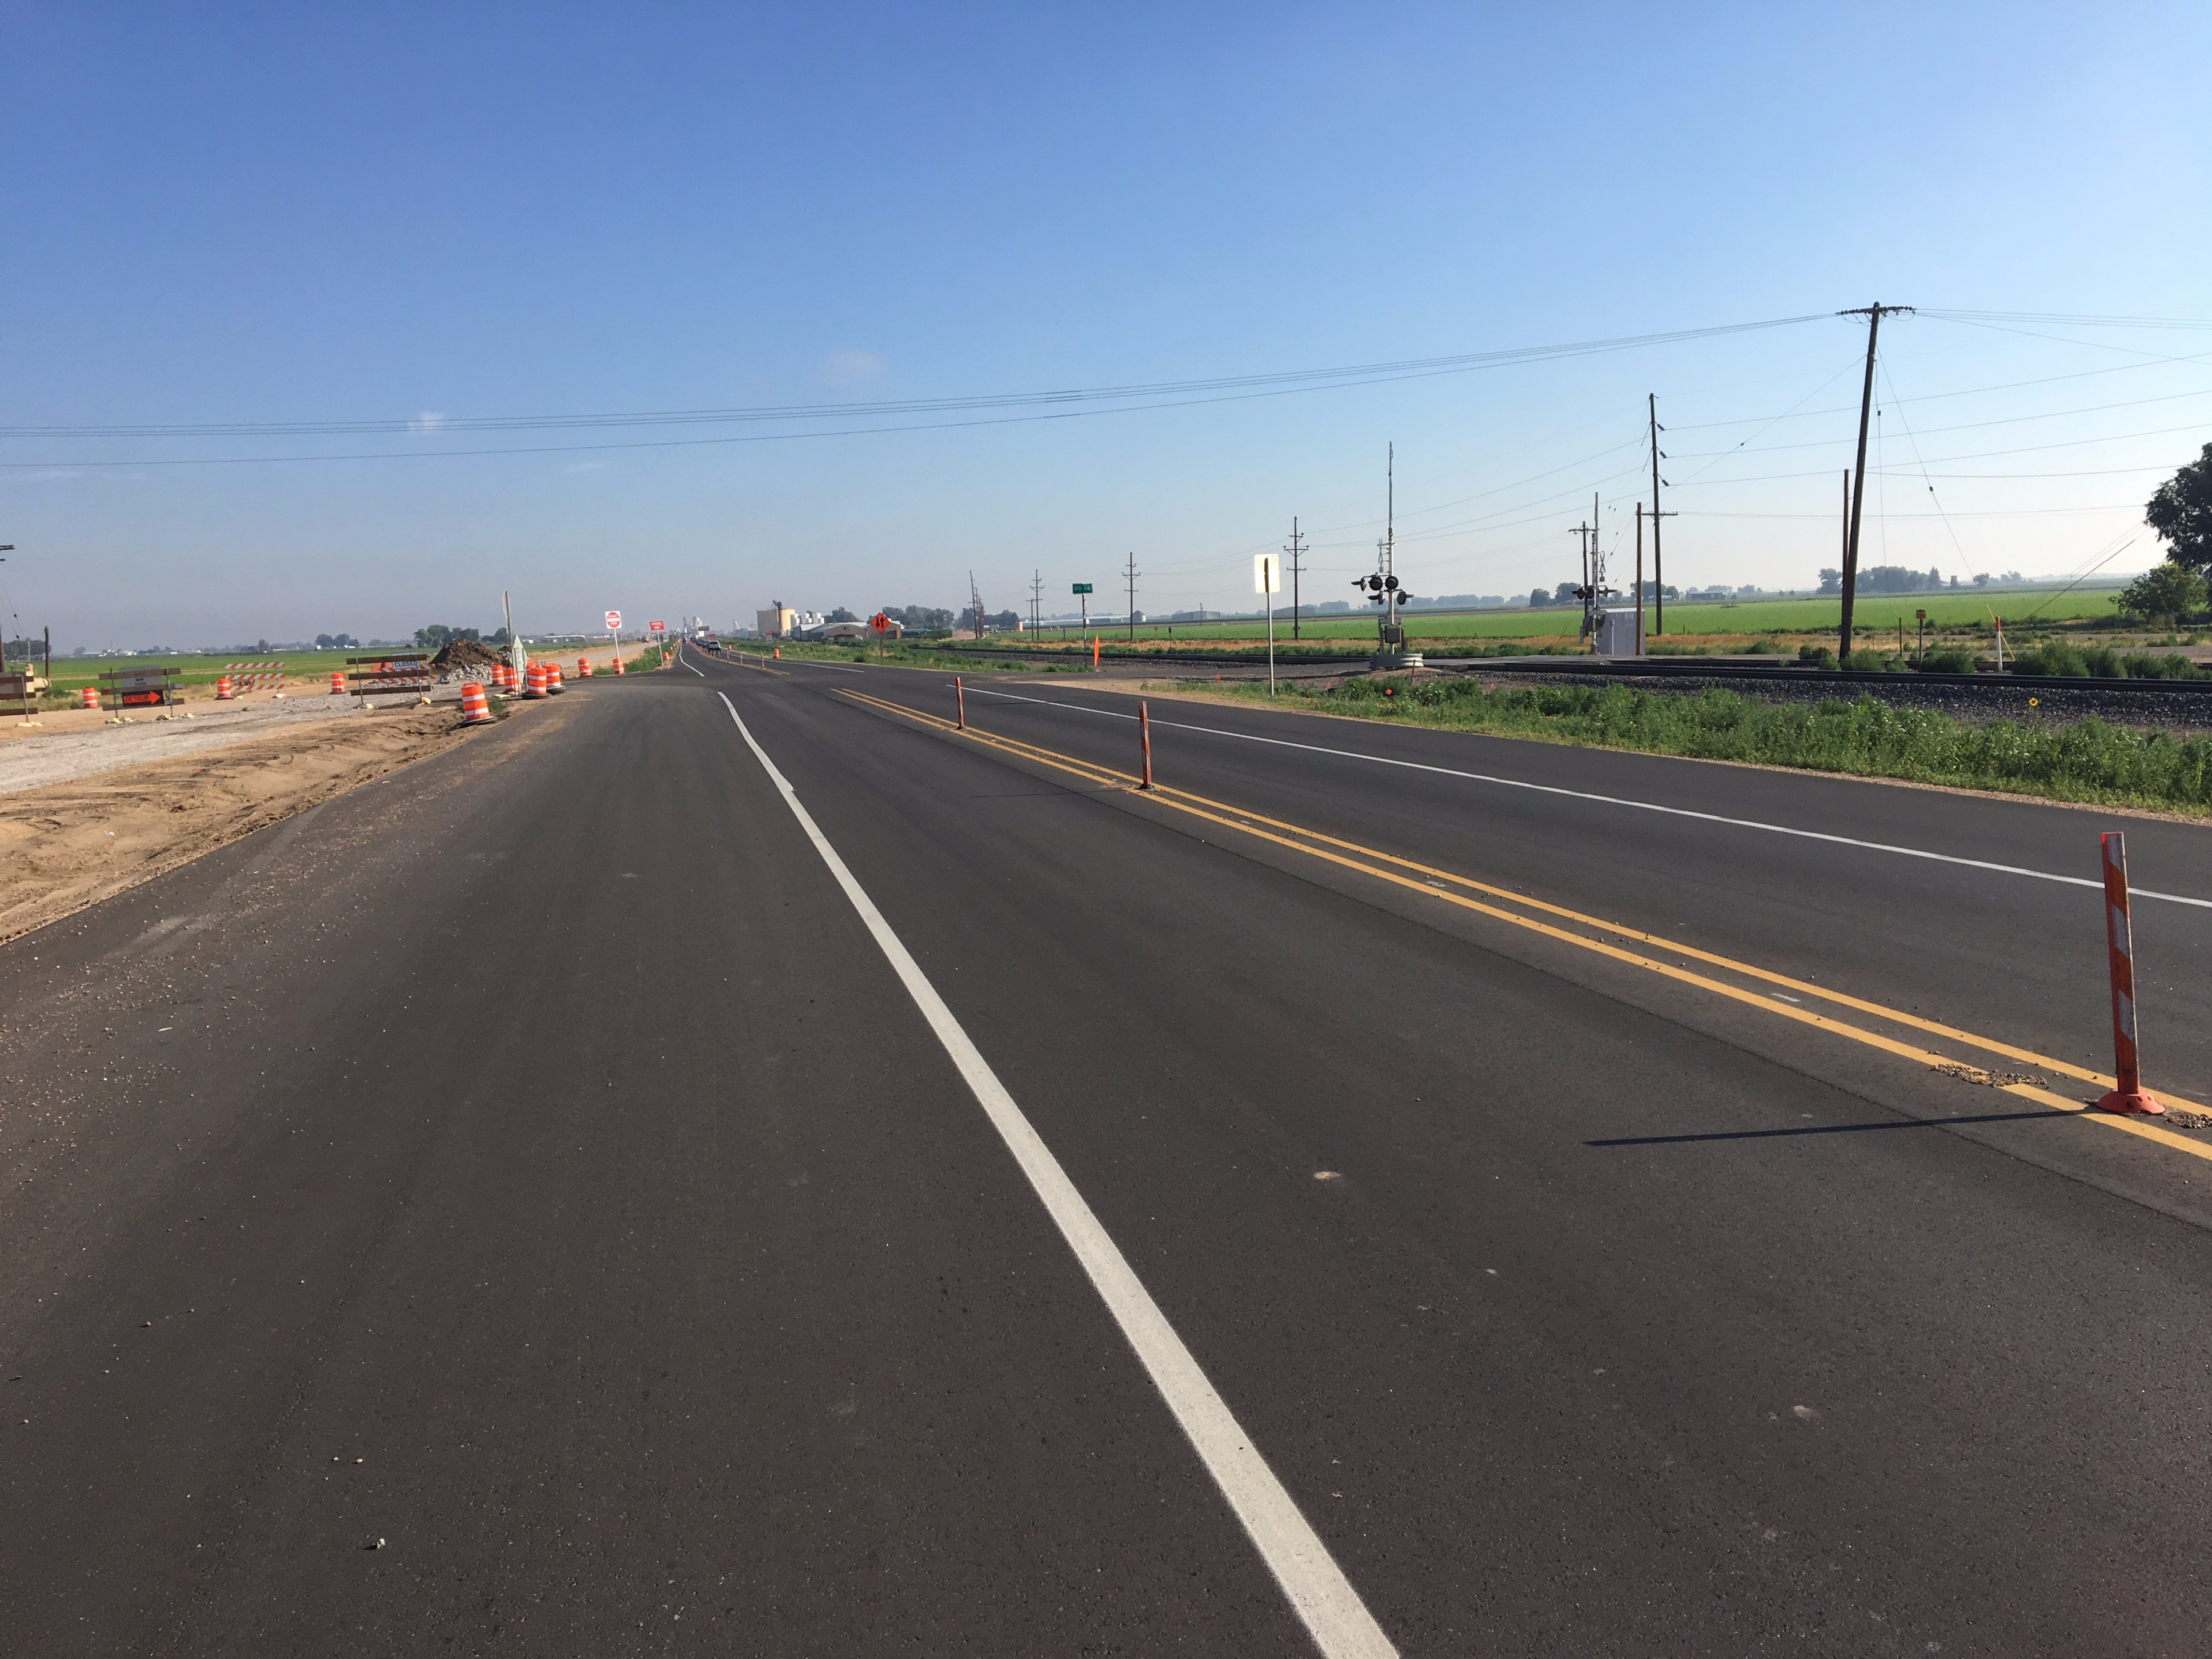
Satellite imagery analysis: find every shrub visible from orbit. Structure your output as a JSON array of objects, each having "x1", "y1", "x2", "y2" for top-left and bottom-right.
[{"x1": 1916, "y1": 647, "x2": 1977, "y2": 674}]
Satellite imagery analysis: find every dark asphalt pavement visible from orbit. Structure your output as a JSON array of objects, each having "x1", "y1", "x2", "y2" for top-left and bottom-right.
[{"x1": 3, "y1": 646, "x2": 2210, "y2": 1655}]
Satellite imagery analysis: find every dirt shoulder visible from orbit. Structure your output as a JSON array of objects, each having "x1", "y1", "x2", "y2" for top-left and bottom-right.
[{"x1": 0, "y1": 703, "x2": 507, "y2": 944}]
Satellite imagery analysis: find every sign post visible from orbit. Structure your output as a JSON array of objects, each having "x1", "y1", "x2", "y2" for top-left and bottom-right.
[
  {"x1": 869, "y1": 611, "x2": 891, "y2": 660},
  {"x1": 1254, "y1": 553, "x2": 1281, "y2": 692},
  {"x1": 1072, "y1": 582, "x2": 1092, "y2": 642},
  {"x1": 605, "y1": 611, "x2": 622, "y2": 668}
]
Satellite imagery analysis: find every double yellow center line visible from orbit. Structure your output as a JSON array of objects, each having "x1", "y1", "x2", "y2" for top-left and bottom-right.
[{"x1": 842, "y1": 684, "x2": 2212, "y2": 1165}]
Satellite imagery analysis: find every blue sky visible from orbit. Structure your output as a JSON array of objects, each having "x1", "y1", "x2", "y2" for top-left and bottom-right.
[{"x1": 3, "y1": 2, "x2": 2209, "y2": 646}]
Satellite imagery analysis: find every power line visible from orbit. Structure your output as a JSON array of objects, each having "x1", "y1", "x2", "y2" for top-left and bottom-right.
[{"x1": 0, "y1": 315, "x2": 1832, "y2": 443}]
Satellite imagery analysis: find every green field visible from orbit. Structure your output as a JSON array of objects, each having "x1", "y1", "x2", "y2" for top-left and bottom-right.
[{"x1": 1016, "y1": 587, "x2": 2130, "y2": 646}]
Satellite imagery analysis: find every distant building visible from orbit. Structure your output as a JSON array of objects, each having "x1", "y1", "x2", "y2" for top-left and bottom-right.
[{"x1": 757, "y1": 605, "x2": 827, "y2": 638}]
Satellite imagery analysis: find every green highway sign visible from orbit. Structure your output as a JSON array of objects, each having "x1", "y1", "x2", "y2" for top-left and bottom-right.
[{"x1": 1072, "y1": 583, "x2": 1093, "y2": 594}]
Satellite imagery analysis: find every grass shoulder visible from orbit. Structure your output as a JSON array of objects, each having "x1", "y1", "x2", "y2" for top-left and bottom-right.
[{"x1": 1154, "y1": 674, "x2": 2212, "y2": 817}]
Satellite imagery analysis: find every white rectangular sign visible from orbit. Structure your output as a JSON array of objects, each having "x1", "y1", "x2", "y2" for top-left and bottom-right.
[
  {"x1": 605, "y1": 610, "x2": 622, "y2": 630},
  {"x1": 1253, "y1": 553, "x2": 1281, "y2": 595}
]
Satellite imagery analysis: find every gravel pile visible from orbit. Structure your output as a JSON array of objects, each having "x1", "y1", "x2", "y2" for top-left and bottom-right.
[{"x1": 0, "y1": 684, "x2": 476, "y2": 798}]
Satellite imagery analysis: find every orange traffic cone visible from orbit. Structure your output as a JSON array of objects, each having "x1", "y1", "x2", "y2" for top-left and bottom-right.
[
  {"x1": 459, "y1": 681, "x2": 494, "y2": 725},
  {"x1": 81, "y1": 686, "x2": 98, "y2": 710},
  {"x1": 215, "y1": 675, "x2": 235, "y2": 700},
  {"x1": 524, "y1": 659, "x2": 548, "y2": 698},
  {"x1": 577, "y1": 656, "x2": 591, "y2": 678}
]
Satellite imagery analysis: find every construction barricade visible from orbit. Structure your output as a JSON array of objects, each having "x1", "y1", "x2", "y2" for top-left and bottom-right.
[
  {"x1": 345, "y1": 652, "x2": 433, "y2": 699},
  {"x1": 222, "y1": 660, "x2": 284, "y2": 692},
  {"x1": 97, "y1": 664, "x2": 182, "y2": 712}
]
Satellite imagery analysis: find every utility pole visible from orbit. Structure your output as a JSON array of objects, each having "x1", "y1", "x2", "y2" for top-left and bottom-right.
[
  {"x1": 1123, "y1": 552, "x2": 1139, "y2": 640},
  {"x1": 1284, "y1": 518, "x2": 1307, "y2": 640},
  {"x1": 1838, "y1": 303, "x2": 1913, "y2": 658},
  {"x1": 1570, "y1": 519, "x2": 1594, "y2": 640},
  {"x1": 1029, "y1": 569, "x2": 1043, "y2": 635},
  {"x1": 1645, "y1": 396, "x2": 1678, "y2": 640},
  {"x1": 1649, "y1": 395, "x2": 1664, "y2": 639}
]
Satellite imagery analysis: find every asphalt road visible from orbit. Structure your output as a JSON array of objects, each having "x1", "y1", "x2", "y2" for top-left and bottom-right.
[{"x1": 3, "y1": 645, "x2": 2210, "y2": 1655}]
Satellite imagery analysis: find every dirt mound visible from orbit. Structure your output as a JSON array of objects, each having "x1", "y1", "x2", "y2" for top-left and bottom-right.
[{"x1": 431, "y1": 638, "x2": 504, "y2": 671}]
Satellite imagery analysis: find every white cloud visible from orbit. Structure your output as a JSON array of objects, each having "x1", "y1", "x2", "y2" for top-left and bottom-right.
[
  {"x1": 408, "y1": 411, "x2": 447, "y2": 434},
  {"x1": 820, "y1": 350, "x2": 888, "y2": 386}
]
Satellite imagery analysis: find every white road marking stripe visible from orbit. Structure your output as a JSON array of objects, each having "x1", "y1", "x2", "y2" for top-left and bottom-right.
[
  {"x1": 956, "y1": 684, "x2": 2212, "y2": 911},
  {"x1": 676, "y1": 643, "x2": 705, "y2": 678},
  {"x1": 718, "y1": 691, "x2": 1396, "y2": 1659}
]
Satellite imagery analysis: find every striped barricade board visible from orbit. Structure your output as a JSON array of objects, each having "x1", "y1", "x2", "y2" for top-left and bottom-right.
[
  {"x1": 346, "y1": 654, "x2": 434, "y2": 696},
  {"x1": 97, "y1": 664, "x2": 182, "y2": 710},
  {"x1": 223, "y1": 660, "x2": 285, "y2": 691}
]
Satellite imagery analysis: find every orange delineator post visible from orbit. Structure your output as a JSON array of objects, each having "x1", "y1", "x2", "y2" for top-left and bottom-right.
[
  {"x1": 2097, "y1": 831, "x2": 2163, "y2": 1115},
  {"x1": 955, "y1": 676, "x2": 965, "y2": 730},
  {"x1": 1139, "y1": 700, "x2": 1153, "y2": 790},
  {"x1": 1092, "y1": 634, "x2": 1100, "y2": 670}
]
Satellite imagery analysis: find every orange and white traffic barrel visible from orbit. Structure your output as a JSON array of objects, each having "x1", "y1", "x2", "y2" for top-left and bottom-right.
[
  {"x1": 612, "y1": 654, "x2": 624, "y2": 675},
  {"x1": 458, "y1": 680, "x2": 495, "y2": 725},
  {"x1": 547, "y1": 663, "x2": 564, "y2": 694},
  {"x1": 81, "y1": 686, "x2": 99, "y2": 709},
  {"x1": 215, "y1": 675, "x2": 235, "y2": 700},
  {"x1": 329, "y1": 670, "x2": 345, "y2": 694},
  {"x1": 577, "y1": 656, "x2": 592, "y2": 678},
  {"x1": 524, "y1": 659, "x2": 548, "y2": 698}
]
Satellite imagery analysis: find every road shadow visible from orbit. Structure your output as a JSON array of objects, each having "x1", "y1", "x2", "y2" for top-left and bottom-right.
[{"x1": 1589, "y1": 1108, "x2": 2076, "y2": 1147}]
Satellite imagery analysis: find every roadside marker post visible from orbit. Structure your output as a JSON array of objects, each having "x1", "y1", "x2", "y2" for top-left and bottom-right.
[
  {"x1": 955, "y1": 676, "x2": 965, "y2": 730},
  {"x1": 1139, "y1": 700, "x2": 1153, "y2": 789},
  {"x1": 1092, "y1": 635, "x2": 1100, "y2": 671},
  {"x1": 1255, "y1": 552, "x2": 1281, "y2": 694},
  {"x1": 2097, "y1": 831, "x2": 2164, "y2": 1115}
]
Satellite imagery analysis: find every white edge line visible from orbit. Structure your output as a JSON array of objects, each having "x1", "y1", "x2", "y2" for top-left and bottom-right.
[
  {"x1": 716, "y1": 690, "x2": 1396, "y2": 1659},
  {"x1": 956, "y1": 684, "x2": 2212, "y2": 910}
]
